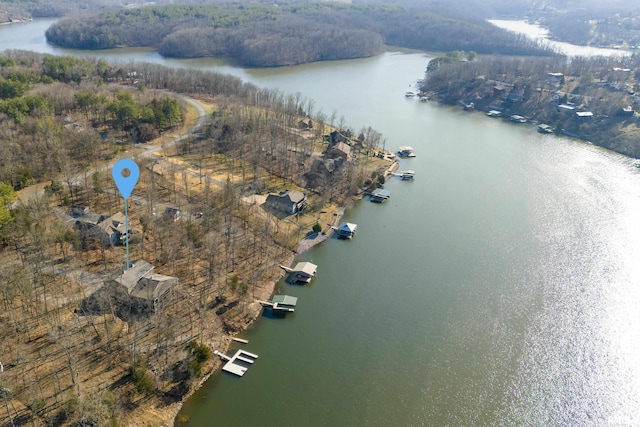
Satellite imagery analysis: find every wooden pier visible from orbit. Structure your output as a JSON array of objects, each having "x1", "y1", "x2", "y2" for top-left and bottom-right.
[
  {"x1": 278, "y1": 264, "x2": 294, "y2": 273},
  {"x1": 214, "y1": 349, "x2": 259, "y2": 377}
]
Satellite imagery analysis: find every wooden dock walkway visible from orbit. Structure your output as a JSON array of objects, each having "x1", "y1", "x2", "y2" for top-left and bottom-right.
[
  {"x1": 214, "y1": 349, "x2": 259, "y2": 377},
  {"x1": 214, "y1": 350, "x2": 231, "y2": 361}
]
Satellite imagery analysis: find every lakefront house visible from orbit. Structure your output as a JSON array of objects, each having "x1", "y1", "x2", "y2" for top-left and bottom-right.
[{"x1": 265, "y1": 190, "x2": 307, "y2": 215}]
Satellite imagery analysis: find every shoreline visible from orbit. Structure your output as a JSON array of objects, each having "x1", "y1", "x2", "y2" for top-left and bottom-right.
[
  {"x1": 165, "y1": 210, "x2": 346, "y2": 426},
  {"x1": 166, "y1": 160, "x2": 397, "y2": 426}
]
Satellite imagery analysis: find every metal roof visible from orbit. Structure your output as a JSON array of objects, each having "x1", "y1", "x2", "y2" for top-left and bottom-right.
[
  {"x1": 371, "y1": 189, "x2": 391, "y2": 198},
  {"x1": 271, "y1": 295, "x2": 298, "y2": 306},
  {"x1": 338, "y1": 222, "x2": 357, "y2": 232},
  {"x1": 292, "y1": 261, "x2": 317, "y2": 276}
]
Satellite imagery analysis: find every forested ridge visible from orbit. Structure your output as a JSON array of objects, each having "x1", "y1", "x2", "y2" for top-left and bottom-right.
[{"x1": 44, "y1": 2, "x2": 554, "y2": 67}]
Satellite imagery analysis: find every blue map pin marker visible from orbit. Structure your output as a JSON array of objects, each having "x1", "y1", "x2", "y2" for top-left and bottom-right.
[{"x1": 112, "y1": 159, "x2": 139, "y2": 200}]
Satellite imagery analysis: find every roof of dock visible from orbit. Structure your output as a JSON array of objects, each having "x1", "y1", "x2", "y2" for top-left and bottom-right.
[
  {"x1": 371, "y1": 189, "x2": 391, "y2": 198},
  {"x1": 272, "y1": 295, "x2": 298, "y2": 306},
  {"x1": 292, "y1": 261, "x2": 317, "y2": 276}
]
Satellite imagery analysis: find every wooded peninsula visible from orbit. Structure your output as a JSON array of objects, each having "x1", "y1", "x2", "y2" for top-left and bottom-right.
[{"x1": 43, "y1": 2, "x2": 553, "y2": 67}]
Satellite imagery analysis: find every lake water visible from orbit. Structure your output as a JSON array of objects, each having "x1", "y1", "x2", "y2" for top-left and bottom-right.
[
  {"x1": 489, "y1": 19, "x2": 630, "y2": 57},
  {"x1": 2, "y1": 19, "x2": 640, "y2": 427}
]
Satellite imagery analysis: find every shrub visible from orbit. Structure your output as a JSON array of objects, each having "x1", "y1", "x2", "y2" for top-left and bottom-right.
[
  {"x1": 185, "y1": 340, "x2": 211, "y2": 378},
  {"x1": 132, "y1": 362, "x2": 155, "y2": 395}
]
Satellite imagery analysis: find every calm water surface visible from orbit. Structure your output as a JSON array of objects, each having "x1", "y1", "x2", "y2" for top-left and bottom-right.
[
  {"x1": 489, "y1": 19, "x2": 630, "y2": 57},
  {"x1": 3, "y1": 19, "x2": 640, "y2": 427}
]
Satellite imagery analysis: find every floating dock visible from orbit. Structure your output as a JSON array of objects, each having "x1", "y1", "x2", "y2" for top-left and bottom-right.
[
  {"x1": 214, "y1": 349, "x2": 259, "y2": 377},
  {"x1": 232, "y1": 337, "x2": 249, "y2": 344}
]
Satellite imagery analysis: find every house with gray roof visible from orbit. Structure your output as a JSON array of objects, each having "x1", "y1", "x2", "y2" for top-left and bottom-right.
[
  {"x1": 265, "y1": 190, "x2": 307, "y2": 215},
  {"x1": 108, "y1": 260, "x2": 178, "y2": 313},
  {"x1": 75, "y1": 211, "x2": 128, "y2": 247}
]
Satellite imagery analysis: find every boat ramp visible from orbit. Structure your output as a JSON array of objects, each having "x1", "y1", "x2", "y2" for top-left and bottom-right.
[{"x1": 214, "y1": 349, "x2": 259, "y2": 377}]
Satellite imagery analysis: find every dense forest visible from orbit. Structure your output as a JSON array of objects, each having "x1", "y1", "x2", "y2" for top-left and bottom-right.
[
  {"x1": 7, "y1": 0, "x2": 640, "y2": 53},
  {"x1": 0, "y1": 49, "x2": 390, "y2": 426},
  {"x1": 422, "y1": 52, "x2": 640, "y2": 157},
  {"x1": 43, "y1": 2, "x2": 555, "y2": 67},
  {"x1": 0, "y1": 53, "x2": 184, "y2": 191}
]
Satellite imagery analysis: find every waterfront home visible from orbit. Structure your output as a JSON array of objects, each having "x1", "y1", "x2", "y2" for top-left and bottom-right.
[
  {"x1": 164, "y1": 207, "x2": 182, "y2": 222},
  {"x1": 75, "y1": 211, "x2": 128, "y2": 247},
  {"x1": 547, "y1": 72, "x2": 564, "y2": 84},
  {"x1": 337, "y1": 222, "x2": 357, "y2": 239},
  {"x1": 576, "y1": 111, "x2": 593, "y2": 119},
  {"x1": 298, "y1": 118, "x2": 313, "y2": 130},
  {"x1": 95, "y1": 212, "x2": 128, "y2": 245},
  {"x1": 326, "y1": 141, "x2": 351, "y2": 162},
  {"x1": 370, "y1": 188, "x2": 391, "y2": 203},
  {"x1": 87, "y1": 260, "x2": 178, "y2": 316},
  {"x1": 71, "y1": 205, "x2": 90, "y2": 217},
  {"x1": 266, "y1": 190, "x2": 307, "y2": 215},
  {"x1": 328, "y1": 129, "x2": 350, "y2": 145}
]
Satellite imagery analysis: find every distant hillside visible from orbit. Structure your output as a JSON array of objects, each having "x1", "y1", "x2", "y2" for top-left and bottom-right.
[{"x1": 423, "y1": 53, "x2": 640, "y2": 158}]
